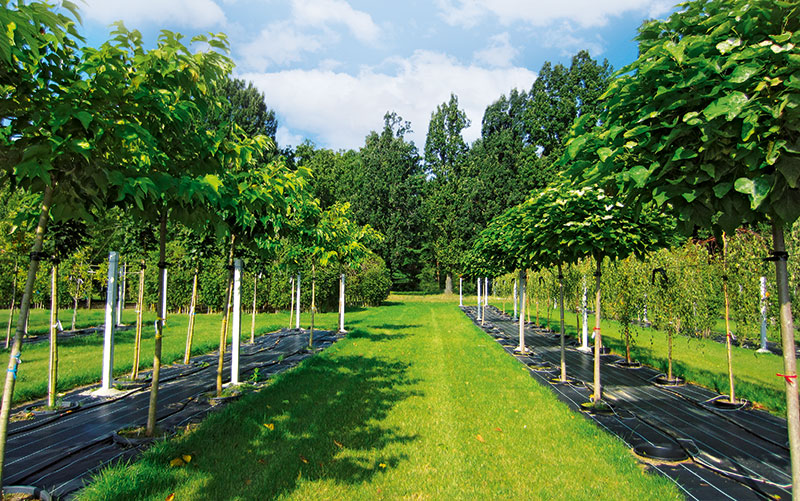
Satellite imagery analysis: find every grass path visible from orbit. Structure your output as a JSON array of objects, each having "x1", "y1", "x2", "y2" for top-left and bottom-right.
[{"x1": 79, "y1": 295, "x2": 680, "y2": 500}]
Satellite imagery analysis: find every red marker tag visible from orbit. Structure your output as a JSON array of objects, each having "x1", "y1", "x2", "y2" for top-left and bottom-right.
[{"x1": 777, "y1": 373, "x2": 797, "y2": 385}]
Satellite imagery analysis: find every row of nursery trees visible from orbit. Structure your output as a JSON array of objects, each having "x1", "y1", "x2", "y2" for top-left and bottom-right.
[
  {"x1": 0, "y1": 0, "x2": 384, "y2": 490},
  {"x1": 468, "y1": 0, "x2": 800, "y2": 496}
]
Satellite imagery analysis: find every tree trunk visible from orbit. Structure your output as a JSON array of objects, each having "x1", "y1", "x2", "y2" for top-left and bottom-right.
[
  {"x1": 517, "y1": 270, "x2": 527, "y2": 353},
  {"x1": 145, "y1": 212, "x2": 168, "y2": 437},
  {"x1": 5, "y1": 260, "x2": 17, "y2": 349},
  {"x1": 289, "y1": 277, "x2": 295, "y2": 329},
  {"x1": 0, "y1": 185, "x2": 54, "y2": 484},
  {"x1": 592, "y1": 259, "x2": 603, "y2": 403},
  {"x1": 184, "y1": 267, "x2": 198, "y2": 364},
  {"x1": 771, "y1": 221, "x2": 800, "y2": 500},
  {"x1": 250, "y1": 273, "x2": 257, "y2": 344},
  {"x1": 558, "y1": 263, "x2": 566, "y2": 382},
  {"x1": 722, "y1": 233, "x2": 736, "y2": 403},
  {"x1": 71, "y1": 295, "x2": 78, "y2": 331},
  {"x1": 309, "y1": 263, "x2": 316, "y2": 349},
  {"x1": 47, "y1": 262, "x2": 59, "y2": 408},
  {"x1": 216, "y1": 234, "x2": 236, "y2": 397},
  {"x1": 444, "y1": 272, "x2": 453, "y2": 295},
  {"x1": 132, "y1": 261, "x2": 145, "y2": 379}
]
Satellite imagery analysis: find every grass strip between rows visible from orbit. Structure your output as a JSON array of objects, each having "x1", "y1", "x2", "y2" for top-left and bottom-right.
[{"x1": 78, "y1": 295, "x2": 680, "y2": 500}]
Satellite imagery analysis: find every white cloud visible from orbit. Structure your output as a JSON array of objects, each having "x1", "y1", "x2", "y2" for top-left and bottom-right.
[
  {"x1": 239, "y1": 21, "x2": 323, "y2": 71},
  {"x1": 436, "y1": 0, "x2": 670, "y2": 28},
  {"x1": 241, "y1": 50, "x2": 536, "y2": 150},
  {"x1": 473, "y1": 32, "x2": 517, "y2": 67},
  {"x1": 540, "y1": 23, "x2": 606, "y2": 57},
  {"x1": 276, "y1": 126, "x2": 306, "y2": 149},
  {"x1": 292, "y1": 0, "x2": 380, "y2": 43},
  {"x1": 81, "y1": 0, "x2": 226, "y2": 29}
]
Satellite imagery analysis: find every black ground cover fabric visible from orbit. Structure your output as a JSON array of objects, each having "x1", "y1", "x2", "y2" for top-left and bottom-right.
[
  {"x1": 465, "y1": 306, "x2": 790, "y2": 501},
  {"x1": 4, "y1": 328, "x2": 341, "y2": 498}
]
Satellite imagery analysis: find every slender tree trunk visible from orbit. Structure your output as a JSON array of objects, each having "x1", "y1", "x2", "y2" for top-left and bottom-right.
[
  {"x1": 0, "y1": 185, "x2": 54, "y2": 484},
  {"x1": 216, "y1": 234, "x2": 236, "y2": 397},
  {"x1": 309, "y1": 263, "x2": 316, "y2": 349},
  {"x1": 289, "y1": 277, "x2": 295, "y2": 329},
  {"x1": 771, "y1": 221, "x2": 800, "y2": 500},
  {"x1": 444, "y1": 272, "x2": 453, "y2": 295},
  {"x1": 250, "y1": 273, "x2": 257, "y2": 344},
  {"x1": 132, "y1": 261, "x2": 145, "y2": 380},
  {"x1": 722, "y1": 233, "x2": 736, "y2": 403},
  {"x1": 668, "y1": 319, "x2": 679, "y2": 382},
  {"x1": 625, "y1": 326, "x2": 632, "y2": 363},
  {"x1": 48, "y1": 262, "x2": 59, "y2": 408},
  {"x1": 517, "y1": 270, "x2": 527, "y2": 353},
  {"x1": 558, "y1": 264, "x2": 567, "y2": 381},
  {"x1": 5, "y1": 260, "x2": 18, "y2": 349},
  {"x1": 184, "y1": 267, "x2": 198, "y2": 364},
  {"x1": 71, "y1": 295, "x2": 78, "y2": 331},
  {"x1": 146, "y1": 212, "x2": 168, "y2": 437},
  {"x1": 592, "y1": 260, "x2": 603, "y2": 403}
]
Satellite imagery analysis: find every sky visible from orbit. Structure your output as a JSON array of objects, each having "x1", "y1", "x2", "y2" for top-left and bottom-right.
[{"x1": 76, "y1": 0, "x2": 676, "y2": 151}]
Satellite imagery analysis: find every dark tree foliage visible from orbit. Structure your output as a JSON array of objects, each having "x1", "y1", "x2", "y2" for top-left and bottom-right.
[{"x1": 208, "y1": 78, "x2": 277, "y2": 140}]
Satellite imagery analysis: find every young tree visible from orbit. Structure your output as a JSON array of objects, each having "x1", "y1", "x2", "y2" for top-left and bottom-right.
[{"x1": 563, "y1": 0, "x2": 800, "y2": 488}]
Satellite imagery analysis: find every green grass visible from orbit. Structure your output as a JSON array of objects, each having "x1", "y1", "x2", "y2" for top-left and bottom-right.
[
  {"x1": 1, "y1": 307, "x2": 295, "y2": 405},
  {"x1": 78, "y1": 294, "x2": 680, "y2": 500},
  {"x1": 506, "y1": 300, "x2": 792, "y2": 415}
]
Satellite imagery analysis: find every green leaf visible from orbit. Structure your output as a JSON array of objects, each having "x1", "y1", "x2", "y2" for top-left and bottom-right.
[
  {"x1": 716, "y1": 38, "x2": 741, "y2": 55},
  {"x1": 597, "y1": 147, "x2": 614, "y2": 162},
  {"x1": 74, "y1": 111, "x2": 93, "y2": 130},
  {"x1": 702, "y1": 91, "x2": 749, "y2": 121},
  {"x1": 712, "y1": 182, "x2": 733, "y2": 198},
  {"x1": 733, "y1": 176, "x2": 770, "y2": 209},
  {"x1": 729, "y1": 64, "x2": 760, "y2": 84},
  {"x1": 628, "y1": 165, "x2": 650, "y2": 187}
]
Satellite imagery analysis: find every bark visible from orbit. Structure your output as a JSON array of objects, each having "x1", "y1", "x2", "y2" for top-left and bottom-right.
[
  {"x1": 289, "y1": 277, "x2": 295, "y2": 329},
  {"x1": 131, "y1": 261, "x2": 145, "y2": 380},
  {"x1": 771, "y1": 221, "x2": 800, "y2": 500},
  {"x1": 216, "y1": 233, "x2": 236, "y2": 397},
  {"x1": 5, "y1": 260, "x2": 17, "y2": 349},
  {"x1": 517, "y1": 270, "x2": 527, "y2": 353},
  {"x1": 592, "y1": 259, "x2": 603, "y2": 403},
  {"x1": 250, "y1": 273, "x2": 257, "y2": 344},
  {"x1": 145, "y1": 212, "x2": 167, "y2": 437},
  {"x1": 0, "y1": 185, "x2": 54, "y2": 484},
  {"x1": 184, "y1": 267, "x2": 198, "y2": 364},
  {"x1": 47, "y1": 262, "x2": 59, "y2": 408},
  {"x1": 722, "y1": 233, "x2": 736, "y2": 403},
  {"x1": 444, "y1": 273, "x2": 453, "y2": 295},
  {"x1": 558, "y1": 264, "x2": 566, "y2": 382},
  {"x1": 309, "y1": 263, "x2": 316, "y2": 349}
]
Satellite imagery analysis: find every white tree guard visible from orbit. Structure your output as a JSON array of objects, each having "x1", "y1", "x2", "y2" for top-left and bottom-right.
[{"x1": 101, "y1": 251, "x2": 119, "y2": 391}]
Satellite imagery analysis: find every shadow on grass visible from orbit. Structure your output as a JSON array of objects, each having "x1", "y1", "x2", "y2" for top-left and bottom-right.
[{"x1": 89, "y1": 351, "x2": 421, "y2": 500}]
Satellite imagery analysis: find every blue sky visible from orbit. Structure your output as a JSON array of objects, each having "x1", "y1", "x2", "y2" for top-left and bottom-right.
[{"x1": 77, "y1": 0, "x2": 675, "y2": 151}]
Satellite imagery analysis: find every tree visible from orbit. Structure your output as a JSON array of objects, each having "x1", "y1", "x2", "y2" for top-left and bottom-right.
[
  {"x1": 351, "y1": 112, "x2": 423, "y2": 289},
  {"x1": 423, "y1": 94, "x2": 471, "y2": 293},
  {"x1": 563, "y1": 0, "x2": 800, "y2": 490}
]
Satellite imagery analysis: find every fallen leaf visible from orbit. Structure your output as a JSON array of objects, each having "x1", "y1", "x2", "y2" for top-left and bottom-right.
[
  {"x1": 169, "y1": 457, "x2": 185, "y2": 467},
  {"x1": 258, "y1": 459, "x2": 266, "y2": 465},
  {"x1": 245, "y1": 478, "x2": 252, "y2": 486},
  {"x1": 379, "y1": 463, "x2": 387, "y2": 468},
  {"x1": 476, "y1": 434, "x2": 485, "y2": 443},
  {"x1": 299, "y1": 455, "x2": 309, "y2": 464},
  {"x1": 182, "y1": 454, "x2": 192, "y2": 463},
  {"x1": 165, "y1": 494, "x2": 175, "y2": 501},
  {"x1": 494, "y1": 427, "x2": 502, "y2": 432},
  {"x1": 333, "y1": 440, "x2": 344, "y2": 448},
  {"x1": 264, "y1": 423, "x2": 275, "y2": 430}
]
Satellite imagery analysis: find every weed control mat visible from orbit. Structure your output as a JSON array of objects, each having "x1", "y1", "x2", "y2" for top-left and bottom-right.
[
  {"x1": 466, "y1": 306, "x2": 790, "y2": 501},
  {"x1": 4, "y1": 328, "x2": 341, "y2": 498}
]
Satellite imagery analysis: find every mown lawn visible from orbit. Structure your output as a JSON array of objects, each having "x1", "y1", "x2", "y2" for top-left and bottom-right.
[
  {"x1": 78, "y1": 294, "x2": 680, "y2": 500},
  {"x1": 504, "y1": 300, "x2": 791, "y2": 415}
]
